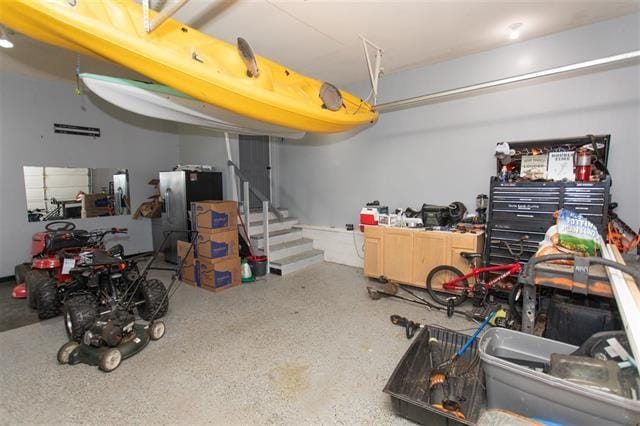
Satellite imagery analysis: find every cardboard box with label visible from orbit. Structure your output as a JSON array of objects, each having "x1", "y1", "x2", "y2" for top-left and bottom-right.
[
  {"x1": 191, "y1": 200, "x2": 237, "y2": 232},
  {"x1": 197, "y1": 256, "x2": 241, "y2": 292},
  {"x1": 177, "y1": 240, "x2": 196, "y2": 285},
  {"x1": 196, "y1": 228, "x2": 238, "y2": 260}
]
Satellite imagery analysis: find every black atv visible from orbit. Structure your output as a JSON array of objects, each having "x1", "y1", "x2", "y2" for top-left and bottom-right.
[{"x1": 58, "y1": 249, "x2": 168, "y2": 342}]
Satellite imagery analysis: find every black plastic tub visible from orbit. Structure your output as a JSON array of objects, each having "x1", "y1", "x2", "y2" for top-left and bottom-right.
[
  {"x1": 247, "y1": 255, "x2": 268, "y2": 277},
  {"x1": 383, "y1": 325, "x2": 485, "y2": 425}
]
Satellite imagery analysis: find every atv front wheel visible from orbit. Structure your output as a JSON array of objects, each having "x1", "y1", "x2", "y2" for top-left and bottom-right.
[
  {"x1": 14, "y1": 263, "x2": 31, "y2": 284},
  {"x1": 64, "y1": 303, "x2": 97, "y2": 342},
  {"x1": 24, "y1": 270, "x2": 49, "y2": 309},
  {"x1": 137, "y1": 279, "x2": 168, "y2": 321},
  {"x1": 37, "y1": 279, "x2": 60, "y2": 319},
  {"x1": 64, "y1": 293, "x2": 97, "y2": 307}
]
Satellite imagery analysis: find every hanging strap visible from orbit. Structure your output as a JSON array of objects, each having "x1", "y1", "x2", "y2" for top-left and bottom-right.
[{"x1": 74, "y1": 55, "x2": 82, "y2": 95}]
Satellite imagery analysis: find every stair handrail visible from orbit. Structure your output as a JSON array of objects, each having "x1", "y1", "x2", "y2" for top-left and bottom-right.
[{"x1": 228, "y1": 160, "x2": 284, "y2": 221}]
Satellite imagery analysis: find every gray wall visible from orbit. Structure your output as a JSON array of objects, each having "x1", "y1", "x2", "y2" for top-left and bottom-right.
[
  {"x1": 277, "y1": 14, "x2": 640, "y2": 230},
  {"x1": 0, "y1": 72, "x2": 180, "y2": 276},
  {"x1": 177, "y1": 128, "x2": 239, "y2": 200}
]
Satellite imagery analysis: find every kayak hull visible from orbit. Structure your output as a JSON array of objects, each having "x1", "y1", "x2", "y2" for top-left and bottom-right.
[{"x1": 80, "y1": 73, "x2": 306, "y2": 139}]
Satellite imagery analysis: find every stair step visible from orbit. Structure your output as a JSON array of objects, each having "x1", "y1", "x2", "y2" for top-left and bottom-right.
[
  {"x1": 268, "y1": 238, "x2": 314, "y2": 261},
  {"x1": 240, "y1": 208, "x2": 289, "y2": 223},
  {"x1": 270, "y1": 249, "x2": 324, "y2": 276},
  {"x1": 246, "y1": 217, "x2": 299, "y2": 236},
  {"x1": 251, "y1": 228, "x2": 303, "y2": 250}
]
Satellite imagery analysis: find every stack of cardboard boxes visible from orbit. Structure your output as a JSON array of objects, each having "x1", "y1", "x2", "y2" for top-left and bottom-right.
[{"x1": 177, "y1": 200, "x2": 241, "y2": 292}]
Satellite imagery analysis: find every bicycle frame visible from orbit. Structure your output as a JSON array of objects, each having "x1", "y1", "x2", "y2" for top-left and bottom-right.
[{"x1": 442, "y1": 262, "x2": 522, "y2": 294}]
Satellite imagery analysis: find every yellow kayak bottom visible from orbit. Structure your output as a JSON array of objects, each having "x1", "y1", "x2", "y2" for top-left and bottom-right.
[{"x1": 0, "y1": 0, "x2": 378, "y2": 133}]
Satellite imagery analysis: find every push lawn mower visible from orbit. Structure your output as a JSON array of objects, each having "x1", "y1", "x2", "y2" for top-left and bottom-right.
[
  {"x1": 60, "y1": 248, "x2": 168, "y2": 342},
  {"x1": 57, "y1": 231, "x2": 196, "y2": 372}
]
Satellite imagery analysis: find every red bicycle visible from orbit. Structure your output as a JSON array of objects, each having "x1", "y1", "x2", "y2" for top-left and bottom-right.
[{"x1": 426, "y1": 236, "x2": 528, "y2": 306}]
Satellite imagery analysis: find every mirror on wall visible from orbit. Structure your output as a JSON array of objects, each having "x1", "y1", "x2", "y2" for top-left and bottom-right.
[{"x1": 23, "y1": 166, "x2": 131, "y2": 222}]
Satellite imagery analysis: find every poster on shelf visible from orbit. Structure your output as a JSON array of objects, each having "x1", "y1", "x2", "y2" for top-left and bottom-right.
[
  {"x1": 520, "y1": 154, "x2": 548, "y2": 180},
  {"x1": 547, "y1": 151, "x2": 575, "y2": 181}
]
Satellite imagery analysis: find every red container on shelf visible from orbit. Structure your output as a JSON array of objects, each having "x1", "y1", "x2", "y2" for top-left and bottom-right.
[
  {"x1": 359, "y1": 206, "x2": 388, "y2": 231},
  {"x1": 359, "y1": 208, "x2": 378, "y2": 231}
]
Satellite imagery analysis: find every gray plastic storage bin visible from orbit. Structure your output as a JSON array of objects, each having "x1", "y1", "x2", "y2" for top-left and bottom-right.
[{"x1": 479, "y1": 328, "x2": 640, "y2": 426}]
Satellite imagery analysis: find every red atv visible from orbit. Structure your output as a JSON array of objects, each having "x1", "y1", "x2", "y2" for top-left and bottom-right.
[{"x1": 15, "y1": 221, "x2": 127, "y2": 319}]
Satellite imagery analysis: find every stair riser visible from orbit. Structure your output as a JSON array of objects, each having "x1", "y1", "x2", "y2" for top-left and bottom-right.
[
  {"x1": 269, "y1": 241, "x2": 314, "y2": 261},
  {"x1": 240, "y1": 210, "x2": 289, "y2": 223},
  {"x1": 270, "y1": 253, "x2": 324, "y2": 275},
  {"x1": 248, "y1": 219, "x2": 299, "y2": 236},
  {"x1": 252, "y1": 230, "x2": 303, "y2": 250}
]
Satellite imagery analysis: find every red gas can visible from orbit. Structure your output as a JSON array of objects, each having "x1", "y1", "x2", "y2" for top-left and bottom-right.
[{"x1": 575, "y1": 148, "x2": 592, "y2": 182}]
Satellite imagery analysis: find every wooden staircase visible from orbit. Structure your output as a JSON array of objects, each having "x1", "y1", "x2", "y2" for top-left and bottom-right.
[{"x1": 244, "y1": 209, "x2": 324, "y2": 275}]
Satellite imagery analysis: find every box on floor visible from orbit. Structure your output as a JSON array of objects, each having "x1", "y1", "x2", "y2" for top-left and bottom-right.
[
  {"x1": 177, "y1": 240, "x2": 196, "y2": 285},
  {"x1": 198, "y1": 256, "x2": 241, "y2": 292}
]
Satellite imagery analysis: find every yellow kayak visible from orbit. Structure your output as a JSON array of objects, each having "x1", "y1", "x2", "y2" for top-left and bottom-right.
[{"x1": 0, "y1": 0, "x2": 377, "y2": 133}]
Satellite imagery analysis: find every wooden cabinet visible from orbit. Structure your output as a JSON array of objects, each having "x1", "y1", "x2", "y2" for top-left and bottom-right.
[
  {"x1": 364, "y1": 237, "x2": 383, "y2": 278},
  {"x1": 382, "y1": 229, "x2": 413, "y2": 283},
  {"x1": 363, "y1": 226, "x2": 484, "y2": 288},
  {"x1": 411, "y1": 232, "x2": 448, "y2": 285}
]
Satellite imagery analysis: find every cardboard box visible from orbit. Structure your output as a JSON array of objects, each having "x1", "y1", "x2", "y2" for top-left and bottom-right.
[
  {"x1": 197, "y1": 256, "x2": 241, "y2": 291},
  {"x1": 81, "y1": 193, "x2": 110, "y2": 218},
  {"x1": 195, "y1": 228, "x2": 238, "y2": 260},
  {"x1": 181, "y1": 264, "x2": 196, "y2": 286},
  {"x1": 177, "y1": 240, "x2": 196, "y2": 284},
  {"x1": 191, "y1": 200, "x2": 237, "y2": 232}
]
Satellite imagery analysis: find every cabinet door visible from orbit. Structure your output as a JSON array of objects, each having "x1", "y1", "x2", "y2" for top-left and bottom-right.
[
  {"x1": 411, "y1": 232, "x2": 449, "y2": 287},
  {"x1": 383, "y1": 230, "x2": 413, "y2": 283},
  {"x1": 450, "y1": 234, "x2": 482, "y2": 284},
  {"x1": 364, "y1": 237, "x2": 383, "y2": 278}
]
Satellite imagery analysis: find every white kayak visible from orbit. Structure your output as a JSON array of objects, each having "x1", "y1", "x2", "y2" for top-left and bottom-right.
[{"x1": 79, "y1": 73, "x2": 306, "y2": 139}]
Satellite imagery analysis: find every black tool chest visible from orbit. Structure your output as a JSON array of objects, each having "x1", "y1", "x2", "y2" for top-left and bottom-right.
[{"x1": 484, "y1": 176, "x2": 611, "y2": 266}]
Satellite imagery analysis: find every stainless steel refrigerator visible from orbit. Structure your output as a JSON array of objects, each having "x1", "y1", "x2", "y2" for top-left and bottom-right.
[
  {"x1": 159, "y1": 170, "x2": 223, "y2": 263},
  {"x1": 112, "y1": 172, "x2": 130, "y2": 216}
]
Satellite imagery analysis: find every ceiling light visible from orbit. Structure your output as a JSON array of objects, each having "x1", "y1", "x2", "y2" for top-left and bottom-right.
[
  {"x1": 0, "y1": 26, "x2": 13, "y2": 49},
  {"x1": 509, "y1": 23, "x2": 523, "y2": 40}
]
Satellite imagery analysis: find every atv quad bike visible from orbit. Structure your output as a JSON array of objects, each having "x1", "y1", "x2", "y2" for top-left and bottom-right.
[
  {"x1": 16, "y1": 221, "x2": 127, "y2": 319},
  {"x1": 15, "y1": 220, "x2": 89, "y2": 306}
]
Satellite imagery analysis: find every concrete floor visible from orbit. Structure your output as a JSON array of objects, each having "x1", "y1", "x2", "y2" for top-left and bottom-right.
[
  {"x1": 0, "y1": 262, "x2": 471, "y2": 424},
  {"x1": 0, "y1": 281, "x2": 39, "y2": 332}
]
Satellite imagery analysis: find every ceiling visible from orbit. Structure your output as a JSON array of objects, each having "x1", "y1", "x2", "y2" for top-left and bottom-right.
[
  {"x1": 2, "y1": 1, "x2": 639, "y2": 86},
  {"x1": 167, "y1": 0, "x2": 640, "y2": 85}
]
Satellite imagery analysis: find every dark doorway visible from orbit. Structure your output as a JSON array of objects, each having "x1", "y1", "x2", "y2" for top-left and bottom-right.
[{"x1": 239, "y1": 135, "x2": 271, "y2": 209}]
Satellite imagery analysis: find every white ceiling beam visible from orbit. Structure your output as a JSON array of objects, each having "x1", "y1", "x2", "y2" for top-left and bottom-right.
[{"x1": 376, "y1": 50, "x2": 640, "y2": 113}]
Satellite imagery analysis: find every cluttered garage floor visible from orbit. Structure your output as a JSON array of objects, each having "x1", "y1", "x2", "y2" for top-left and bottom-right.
[{"x1": 0, "y1": 262, "x2": 471, "y2": 424}]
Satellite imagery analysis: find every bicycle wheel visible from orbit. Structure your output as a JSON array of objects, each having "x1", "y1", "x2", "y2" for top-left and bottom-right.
[{"x1": 426, "y1": 265, "x2": 469, "y2": 306}]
